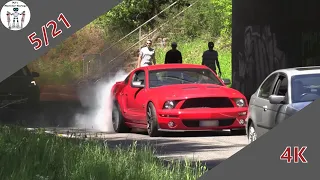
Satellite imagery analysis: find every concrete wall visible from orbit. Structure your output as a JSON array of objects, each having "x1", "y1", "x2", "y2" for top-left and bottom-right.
[{"x1": 231, "y1": 0, "x2": 320, "y2": 100}]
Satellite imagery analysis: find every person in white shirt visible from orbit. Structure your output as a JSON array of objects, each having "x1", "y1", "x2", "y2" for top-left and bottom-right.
[{"x1": 137, "y1": 40, "x2": 156, "y2": 68}]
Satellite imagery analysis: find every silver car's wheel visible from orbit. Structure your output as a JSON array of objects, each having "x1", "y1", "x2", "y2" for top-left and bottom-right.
[{"x1": 248, "y1": 124, "x2": 257, "y2": 143}]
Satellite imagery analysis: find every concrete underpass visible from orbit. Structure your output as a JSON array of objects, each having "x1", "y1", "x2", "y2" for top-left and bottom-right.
[{"x1": 232, "y1": 0, "x2": 320, "y2": 99}]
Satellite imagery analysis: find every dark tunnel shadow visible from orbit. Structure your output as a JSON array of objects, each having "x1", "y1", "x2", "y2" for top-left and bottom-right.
[
  {"x1": 132, "y1": 128, "x2": 245, "y2": 138},
  {"x1": 0, "y1": 101, "x2": 87, "y2": 128}
]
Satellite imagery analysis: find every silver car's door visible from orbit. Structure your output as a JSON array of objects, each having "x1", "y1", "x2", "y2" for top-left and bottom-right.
[
  {"x1": 253, "y1": 73, "x2": 278, "y2": 138},
  {"x1": 261, "y1": 73, "x2": 289, "y2": 133}
]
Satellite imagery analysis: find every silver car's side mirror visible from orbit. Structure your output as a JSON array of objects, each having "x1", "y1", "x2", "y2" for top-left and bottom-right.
[{"x1": 269, "y1": 95, "x2": 286, "y2": 104}]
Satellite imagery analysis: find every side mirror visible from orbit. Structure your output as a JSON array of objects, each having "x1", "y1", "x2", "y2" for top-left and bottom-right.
[
  {"x1": 132, "y1": 81, "x2": 145, "y2": 88},
  {"x1": 222, "y1": 78, "x2": 231, "y2": 86},
  {"x1": 31, "y1": 72, "x2": 40, "y2": 77},
  {"x1": 269, "y1": 95, "x2": 286, "y2": 104}
]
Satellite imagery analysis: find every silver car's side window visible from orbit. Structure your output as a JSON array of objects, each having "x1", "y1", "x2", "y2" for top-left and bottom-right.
[
  {"x1": 274, "y1": 76, "x2": 288, "y2": 96},
  {"x1": 272, "y1": 75, "x2": 289, "y2": 103},
  {"x1": 258, "y1": 74, "x2": 277, "y2": 99}
]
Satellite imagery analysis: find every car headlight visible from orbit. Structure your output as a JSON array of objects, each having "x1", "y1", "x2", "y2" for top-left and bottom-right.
[
  {"x1": 163, "y1": 100, "x2": 175, "y2": 109},
  {"x1": 234, "y1": 98, "x2": 245, "y2": 107}
]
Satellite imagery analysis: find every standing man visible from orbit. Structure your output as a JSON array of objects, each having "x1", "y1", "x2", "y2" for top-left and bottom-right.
[
  {"x1": 137, "y1": 39, "x2": 156, "y2": 68},
  {"x1": 201, "y1": 42, "x2": 221, "y2": 76},
  {"x1": 164, "y1": 42, "x2": 182, "y2": 64}
]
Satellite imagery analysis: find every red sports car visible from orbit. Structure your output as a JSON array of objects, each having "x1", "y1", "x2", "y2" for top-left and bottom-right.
[{"x1": 111, "y1": 64, "x2": 248, "y2": 137}]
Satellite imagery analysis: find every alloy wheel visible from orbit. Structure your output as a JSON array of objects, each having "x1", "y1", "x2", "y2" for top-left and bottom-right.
[{"x1": 248, "y1": 125, "x2": 257, "y2": 143}]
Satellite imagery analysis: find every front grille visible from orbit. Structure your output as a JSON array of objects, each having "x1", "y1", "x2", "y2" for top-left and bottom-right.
[
  {"x1": 180, "y1": 97, "x2": 234, "y2": 109},
  {"x1": 182, "y1": 118, "x2": 236, "y2": 127}
]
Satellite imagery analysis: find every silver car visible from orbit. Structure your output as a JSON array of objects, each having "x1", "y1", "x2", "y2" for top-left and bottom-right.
[{"x1": 245, "y1": 66, "x2": 320, "y2": 143}]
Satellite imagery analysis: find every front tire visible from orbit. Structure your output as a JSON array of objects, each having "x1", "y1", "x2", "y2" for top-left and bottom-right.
[
  {"x1": 146, "y1": 102, "x2": 162, "y2": 137},
  {"x1": 248, "y1": 123, "x2": 257, "y2": 143},
  {"x1": 112, "y1": 102, "x2": 130, "y2": 133}
]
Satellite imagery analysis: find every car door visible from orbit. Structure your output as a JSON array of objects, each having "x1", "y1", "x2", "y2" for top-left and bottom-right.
[
  {"x1": 124, "y1": 69, "x2": 148, "y2": 123},
  {"x1": 116, "y1": 74, "x2": 130, "y2": 114},
  {"x1": 253, "y1": 73, "x2": 278, "y2": 137},
  {"x1": 131, "y1": 70, "x2": 149, "y2": 124},
  {"x1": 261, "y1": 73, "x2": 289, "y2": 131},
  {"x1": 118, "y1": 73, "x2": 135, "y2": 123}
]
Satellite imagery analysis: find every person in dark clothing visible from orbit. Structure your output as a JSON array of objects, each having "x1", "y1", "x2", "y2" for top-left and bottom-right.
[
  {"x1": 201, "y1": 42, "x2": 222, "y2": 76},
  {"x1": 164, "y1": 42, "x2": 182, "y2": 64}
]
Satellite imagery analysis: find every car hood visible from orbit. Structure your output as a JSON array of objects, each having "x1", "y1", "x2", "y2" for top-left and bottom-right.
[{"x1": 150, "y1": 84, "x2": 244, "y2": 99}]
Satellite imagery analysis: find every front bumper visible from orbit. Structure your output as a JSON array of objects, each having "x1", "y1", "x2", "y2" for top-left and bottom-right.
[{"x1": 157, "y1": 107, "x2": 248, "y2": 132}]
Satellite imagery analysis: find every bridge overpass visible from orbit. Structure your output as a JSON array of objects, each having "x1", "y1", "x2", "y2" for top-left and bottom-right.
[{"x1": 231, "y1": 0, "x2": 320, "y2": 99}]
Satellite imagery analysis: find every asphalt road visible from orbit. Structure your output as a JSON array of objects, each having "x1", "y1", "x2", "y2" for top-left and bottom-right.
[
  {"x1": 41, "y1": 127, "x2": 248, "y2": 169},
  {"x1": 0, "y1": 101, "x2": 248, "y2": 170},
  {"x1": 98, "y1": 131, "x2": 248, "y2": 169}
]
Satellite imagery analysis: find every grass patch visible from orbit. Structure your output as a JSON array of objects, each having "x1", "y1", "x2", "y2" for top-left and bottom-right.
[
  {"x1": 0, "y1": 126, "x2": 207, "y2": 180},
  {"x1": 155, "y1": 39, "x2": 232, "y2": 81}
]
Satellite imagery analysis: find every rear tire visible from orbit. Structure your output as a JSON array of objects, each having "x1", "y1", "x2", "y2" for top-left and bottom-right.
[
  {"x1": 146, "y1": 102, "x2": 162, "y2": 137},
  {"x1": 112, "y1": 102, "x2": 131, "y2": 133}
]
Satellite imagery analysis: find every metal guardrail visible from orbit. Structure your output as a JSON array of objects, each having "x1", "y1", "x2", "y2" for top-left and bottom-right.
[
  {"x1": 81, "y1": 0, "x2": 181, "y2": 80},
  {"x1": 99, "y1": 0, "x2": 180, "y2": 56},
  {"x1": 80, "y1": 0, "x2": 200, "y2": 83},
  {"x1": 108, "y1": 0, "x2": 200, "y2": 64}
]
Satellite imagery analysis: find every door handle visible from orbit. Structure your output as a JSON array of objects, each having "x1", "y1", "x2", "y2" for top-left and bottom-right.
[{"x1": 262, "y1": 105, "x2": 268, "y2": 111}]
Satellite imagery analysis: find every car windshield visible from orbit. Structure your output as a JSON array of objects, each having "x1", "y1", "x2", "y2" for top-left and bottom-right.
[
  {"x1": 291, "y1": 73, "x2": 320, "y2": 103},
  {"x1": 148, "y1": 68, "x2": 223, "y2": 88}
]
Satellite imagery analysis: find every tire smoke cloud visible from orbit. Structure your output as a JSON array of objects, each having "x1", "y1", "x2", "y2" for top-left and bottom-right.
[{"x1": 73, "y1": 70, "x2": 128, "y2": 132}]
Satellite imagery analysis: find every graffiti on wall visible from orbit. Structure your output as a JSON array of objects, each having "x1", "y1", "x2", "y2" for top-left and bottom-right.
[
  {"x1": 301, "y1": 31, "x2": 320, "y2": 66},
  {"x1": 233, "y1": 25, "x2": 287, "y2": 97}
]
